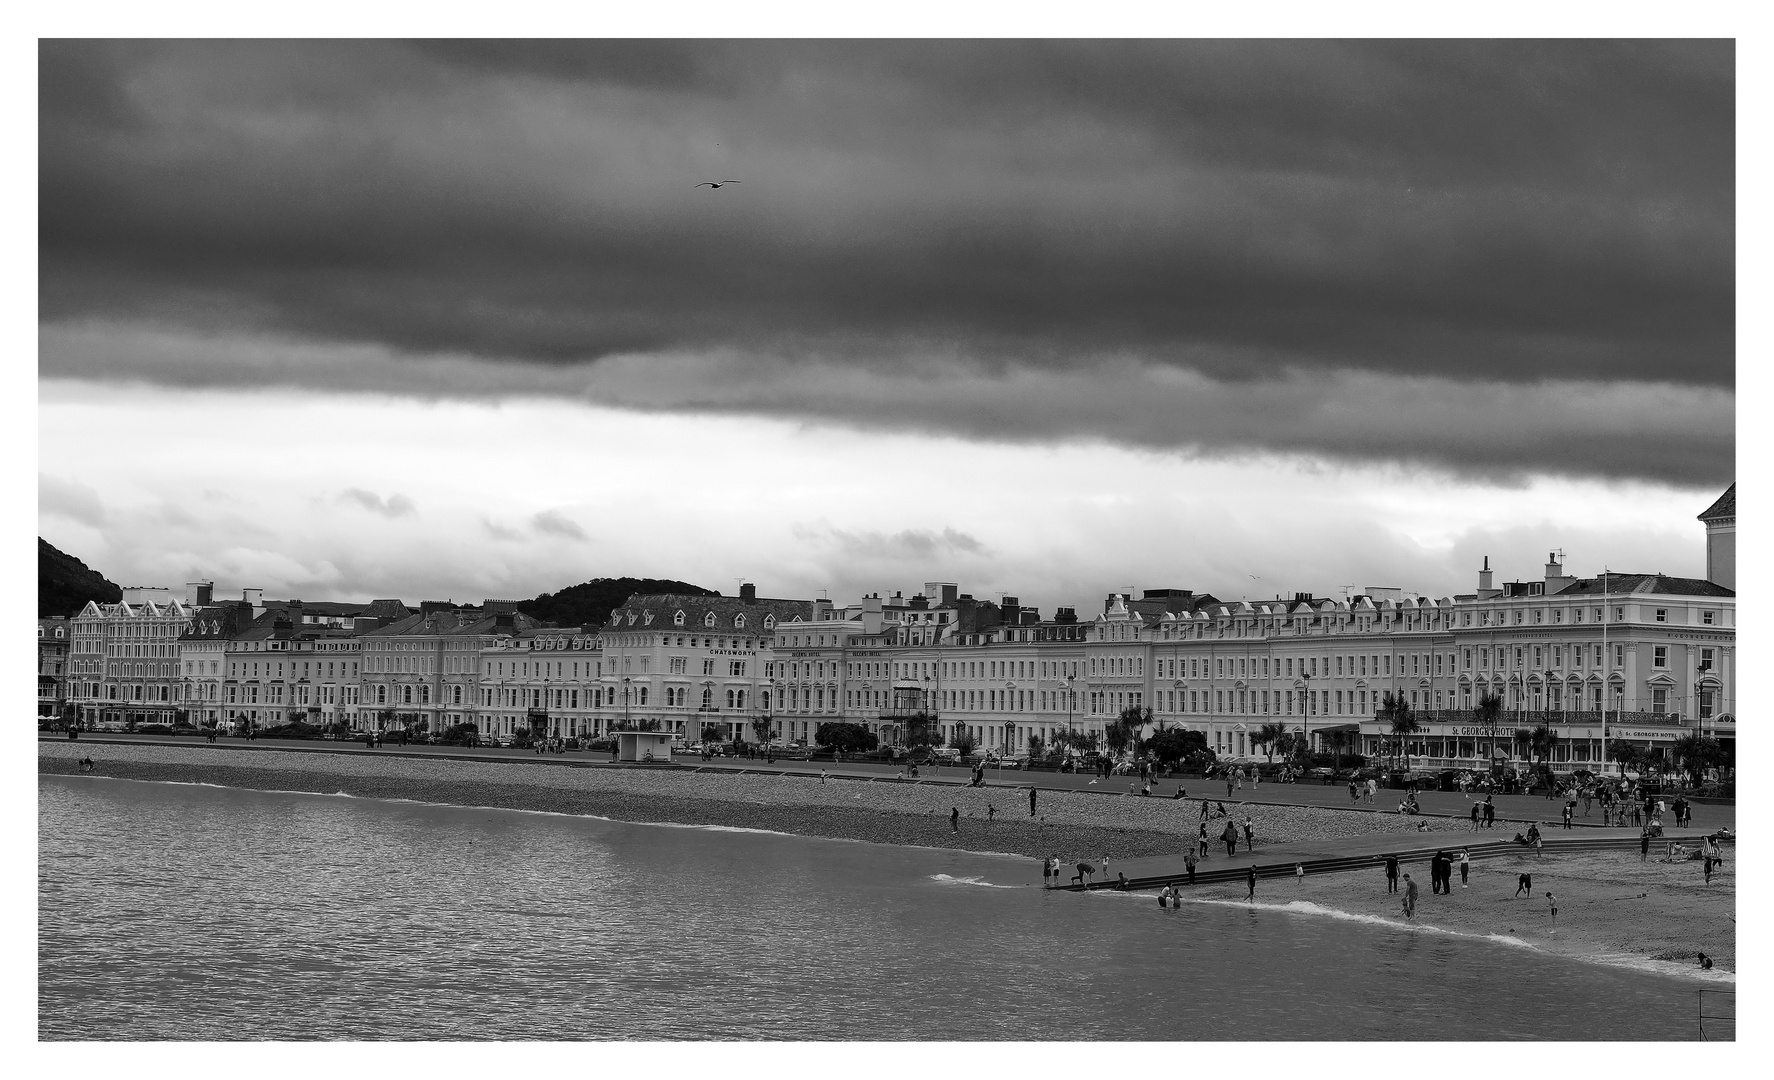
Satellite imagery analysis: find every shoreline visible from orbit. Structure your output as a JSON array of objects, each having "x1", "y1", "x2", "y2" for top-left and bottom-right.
[
  {"x1": 38, "y1": 741, "x2": 1471, "y2": 861},
  {"x1": 1169, "y1": 848, "x2": 1735, "y2": 975},
  {"x1": 41, "y1": 742, "x2": 1733, "y2": 978}
]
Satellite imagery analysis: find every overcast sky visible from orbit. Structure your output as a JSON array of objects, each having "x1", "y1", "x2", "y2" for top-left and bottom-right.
[{"x1": 37, "y1": 39, "x2": 1735, "y2": 615}]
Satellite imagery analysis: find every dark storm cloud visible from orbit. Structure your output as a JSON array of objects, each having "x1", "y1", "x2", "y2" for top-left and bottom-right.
[{"x1": 39, "y1": 40, "x2": 1733, "y2": 481}]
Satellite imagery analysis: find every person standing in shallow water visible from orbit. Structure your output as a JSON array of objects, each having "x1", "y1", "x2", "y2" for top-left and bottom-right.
[
  {"x1": 1246, "y1": 866, "x2": 1257, "y2": 900},
  {"x1": 1402, "y1": 873, "x2": 1418, "y2": 918}
]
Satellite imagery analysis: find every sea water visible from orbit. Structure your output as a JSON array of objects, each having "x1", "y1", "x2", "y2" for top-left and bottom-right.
[{"x1": 38, "y1": 775, "x2": 1722, "y2": 1041}]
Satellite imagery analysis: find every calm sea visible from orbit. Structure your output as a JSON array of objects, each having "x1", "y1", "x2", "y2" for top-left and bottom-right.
[{"x1": 39, "y1": 775, "x2": 1722, "y2": 1041}]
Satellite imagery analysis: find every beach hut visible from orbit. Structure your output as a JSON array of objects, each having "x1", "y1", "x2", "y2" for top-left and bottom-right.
[{"x1": 615, "y1": 730, "x2": 676, "y2": 763}]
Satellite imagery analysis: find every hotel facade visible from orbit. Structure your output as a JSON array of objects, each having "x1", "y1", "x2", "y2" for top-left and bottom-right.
[{"x1": 59, "y1": 486, "x2": 1734, "y2": 773}]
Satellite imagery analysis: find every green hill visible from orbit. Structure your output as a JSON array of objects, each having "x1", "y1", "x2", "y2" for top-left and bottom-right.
[
  {"x1": 518, "y1": 577, "x2": 720, "y2": 629},
  {"x1": 40, "y1": 537, "x2": 121, "y2": 617}
]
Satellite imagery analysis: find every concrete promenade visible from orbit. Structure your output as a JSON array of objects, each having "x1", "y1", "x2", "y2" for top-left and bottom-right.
[
  {"x1": 1068, "y1": 826, "x2": 1729, "y2": 893},
  {"x1": 45, "y1": 732, "x2": 1734, "y2": 833}
]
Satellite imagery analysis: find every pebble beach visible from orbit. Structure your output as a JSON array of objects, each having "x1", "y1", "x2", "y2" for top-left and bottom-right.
[{"x1": 40, "y1": 741, "x2": 1467, "y2": 860}]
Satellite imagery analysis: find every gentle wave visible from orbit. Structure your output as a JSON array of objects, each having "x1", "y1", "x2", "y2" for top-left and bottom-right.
[
  {"x1": 928, "y1": 874, "x2": 1022, "y2": 889},
  {"x1": 1108, "y1": 891, "x2": 1734, "y2": 984}
]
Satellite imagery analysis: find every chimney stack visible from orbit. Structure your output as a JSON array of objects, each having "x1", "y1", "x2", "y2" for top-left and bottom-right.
[{"x1": 740, "y1": 582, "x2": 757, "y2": 603}]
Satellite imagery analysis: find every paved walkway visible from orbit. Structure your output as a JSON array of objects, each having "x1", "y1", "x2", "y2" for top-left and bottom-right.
[
  {"x1": 45, "y1": 734, "x2": 1734, "y2": 833},
  {"x1": 1067, "y1": 827, "x2": 1731, "y2": 892}
]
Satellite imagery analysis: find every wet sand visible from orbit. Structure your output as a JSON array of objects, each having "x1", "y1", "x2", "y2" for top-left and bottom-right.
[{"x1": 1181, "y1": 847, "x2": 1736, "y2": 974}]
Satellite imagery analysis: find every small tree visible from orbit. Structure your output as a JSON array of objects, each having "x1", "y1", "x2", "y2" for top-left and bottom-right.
[
  {"x1": 816, "y1": 721, "x2": 878, "y2": 754},
  {"x1": 1512, "y1": 727, "x2": 1535, "y2": 761},
  {"x1": 1474, "y1": 691, "x2": 1505, "y2": 765},
  {"x1": 1380, "y1": 692, "x2": 1419, "y2": 767},
  {"x1": 1106, "y1": 705, "x2": 1151, "y2": 758},
  {"x1": 950, "y1": 728, "x2": 978, "y2": 757},
  {"x1": 750, "y1": 715, "x2": 775, "y2": 746},
  {"x1": 1606, "y1": 738, "x2": 1641, "y2": 777},
  {"x1": 1253, "y1": 722, "x2": 1289, "y2": 763},
  {"x1": 700, "y1": 723, "x2": 725, "y2": 744},
  {"x1": 1670, "y1": 733, "x2": 1723, "y2": 787},
  {"x1": 1027, "y1": 733, "x2": 1046, "y2": 762},
  {"x1": 904, "y1": 712, "x2": 940, "y2": 750},
  {"x1": 1146, "y1": 727, "x2": 1207, "y2": 770}
]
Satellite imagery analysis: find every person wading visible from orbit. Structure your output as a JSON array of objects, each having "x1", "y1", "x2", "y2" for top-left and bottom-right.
[{"x1": 1402, "y1": 873, "x2": 1418, "y2": 918}]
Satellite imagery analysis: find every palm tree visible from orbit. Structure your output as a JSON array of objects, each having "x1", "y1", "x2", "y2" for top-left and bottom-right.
[
  {"x1": 1670, "y1": 733, "x2": 1723, "y2": 788},
  {"x1": 1254, "y1": 721, "x2": 1289, "y2": 763},
  {"x1": 1474, "y1": 691, "x2": 1504, "y2": 766},
  {"x1": 1380, "y1": 691, "x2": 1420, "y2": 769},
  {"x1": 1606, "y1": 738, "x2": 1640, "y2": 778},
  {"x1": 1511, "y1": 727, "x2": 1534, "y2": 761}
]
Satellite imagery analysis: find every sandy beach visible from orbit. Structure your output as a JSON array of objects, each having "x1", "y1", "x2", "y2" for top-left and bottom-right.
[
  {"x1": 41, "y1": 740, "x2": 1465, "y2": 859},
  {"x1": 1180, "y1": 847, "x2": 1736, "y2": 975}
]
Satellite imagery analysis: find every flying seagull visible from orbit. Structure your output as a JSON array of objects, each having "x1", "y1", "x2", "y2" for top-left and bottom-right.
[{"x1": 696, "y1": 180, "x2": 741, "y2": 188}]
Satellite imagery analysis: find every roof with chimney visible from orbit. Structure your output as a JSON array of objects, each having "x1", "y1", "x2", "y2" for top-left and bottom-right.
[
  {"x1": 1552, "y1": 573, "x2": 1733, "y2": 598},
  {"x1": 363, "y1": 608, "x2": 546, "y2": 638},
  {"x1": 1697, "y1": 483, "x2": 1734, "y2": 523},
  {"x1": 607, "y1": 593, "x2": 812, "y2": 633}
]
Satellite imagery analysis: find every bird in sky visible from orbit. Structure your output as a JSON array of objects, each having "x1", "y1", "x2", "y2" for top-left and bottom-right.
[{"x1": 696, "y1": 180, "x2": 741, "y2": 188}]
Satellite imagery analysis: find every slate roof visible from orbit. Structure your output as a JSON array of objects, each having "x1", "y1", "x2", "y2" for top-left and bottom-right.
[
  {"x1": 608, "y1": 593, "x2": 813, "y2": 633},
  {"x1": 1697, "y1": 483, "x2": 1735, "y2": 522},
  {"x1": 364, "y1": 609, "x2": 546, "y2": 638},
  {"x1": 1552, "y1": 574, "x2": 1733, "y2": 598}
]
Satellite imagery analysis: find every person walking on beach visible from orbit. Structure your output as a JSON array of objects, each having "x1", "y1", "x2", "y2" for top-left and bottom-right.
[
  {"x1": 1640, "y1": 829, "x2": 1651, "y2": 863},
  {"x1": 1184, "y1": 849, "x2": 1198, "y2": 884},
  {"x1": 1545, "y1": 891, "x2": 1558, "y2": 931},
  {"x1": 1470, "y1": 802, "x2": 1481, "y2": 830},
  {"x1": 1243, "y1": 815, "x2": 1255, "y2": 853},
  {"x1": 1384, "y1": 855, "x2": 1399, "y2": 893},
  {"x1": 1515, "y1": 872, "x2": 1533, "y2": 898},
  {"x1": 1562, "y1": 801, "x2": 1574, "y2": 829},
  {"x1": 1221, "y1": 820, "x2": 1239, "y2": 858},
  {"x1": 1458, "y1": 848, "x2": 1470, "y2": 889},
  {"x1": 950, "y1": 807, "x2": 959, "y2": 832},
  {"x1": 1295, "y1": 862, "x2": 1305, "y2": 887},
  {"x1": 1198, "y1": 821, "x2": 1210, "y2": 859},
  {"x1": 1402, "y1": 873, "x2": 1418, "y2": 918},
  {"x1": 1042, "y1": 855, "x2": 1053, "y2": 887},
  {"x1": 1483, "y1": 799, "x2": 1496, "y2": 829},
  {"x1": 1429, "y1": 851, "x2": 1445, "y2": 894},
  {"x1": 1029, "y1": 787, "x2": 1038, "y2": 817},
  {"x1": 1246, "y1": 866, "x2": 1257, "y2": 900}
]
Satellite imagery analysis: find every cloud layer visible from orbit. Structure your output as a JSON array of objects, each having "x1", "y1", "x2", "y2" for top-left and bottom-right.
[{"x1": 39, "y1": 40, "x2": 1733, "y2": 483}]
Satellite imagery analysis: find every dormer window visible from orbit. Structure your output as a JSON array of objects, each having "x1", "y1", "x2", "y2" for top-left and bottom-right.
[
  {"x1": 734, "y1": 614, "x2": 746, "y2": 629},
  {"x1": 704, "y1": 611, "x2": 717, "y2": 628},
  {"x1": 674, "y1": 610, "x2": 686, "y2": 627},
  {"x1": 763, "y1": 614, "x2": 776, "y2": 630}
]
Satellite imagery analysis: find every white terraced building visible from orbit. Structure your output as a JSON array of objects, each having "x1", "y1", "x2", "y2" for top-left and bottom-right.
[{"x1": 574, "y1": 486, "x2": 1734, "y2": 773}]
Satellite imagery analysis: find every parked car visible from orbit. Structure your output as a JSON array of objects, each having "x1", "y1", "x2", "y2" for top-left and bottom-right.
[{"x1": 931, "y1": 748, "x2": 962, "y2": 764}]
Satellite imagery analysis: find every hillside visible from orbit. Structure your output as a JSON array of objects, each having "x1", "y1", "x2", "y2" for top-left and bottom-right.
[
  {"x1": 518, "y1": 577, "x2": 720, "y2": 629},
  {"x1": 39, "y1": 537, "x2": 121, "y2": 617}
]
